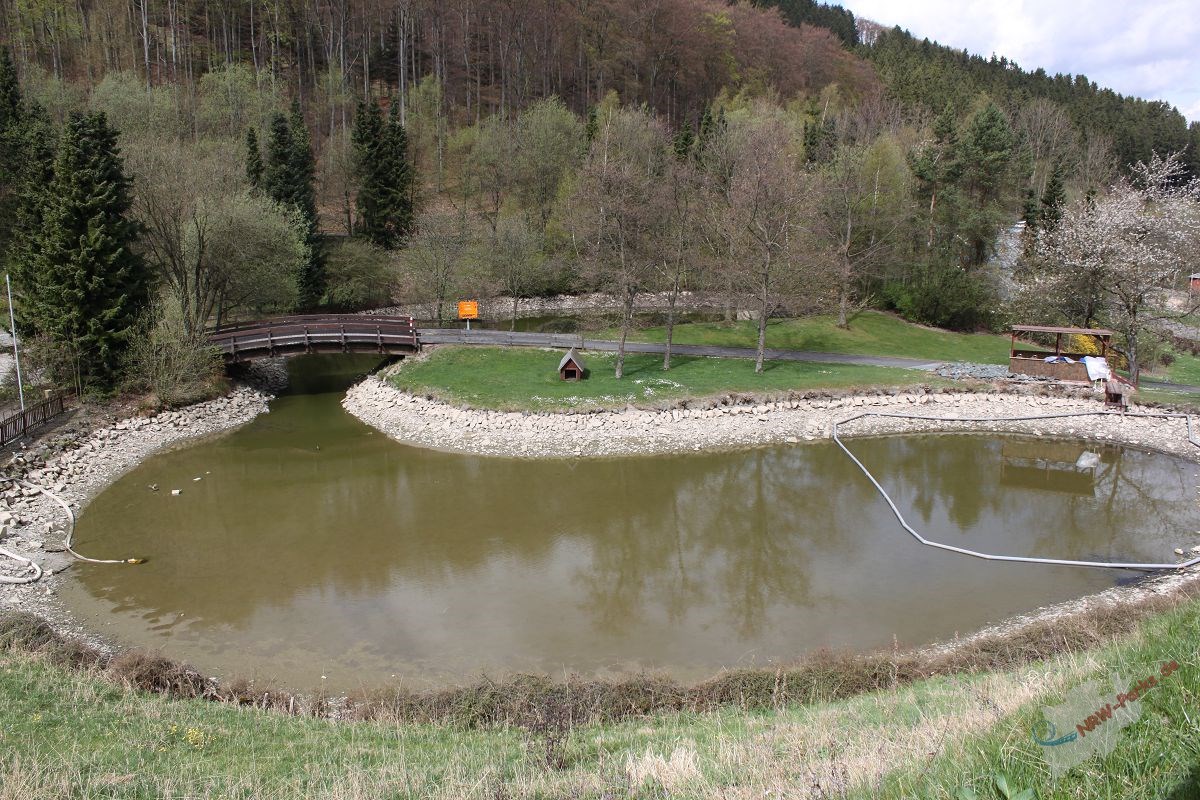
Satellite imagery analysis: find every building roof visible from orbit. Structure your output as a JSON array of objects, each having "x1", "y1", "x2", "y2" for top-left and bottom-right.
[
  {"x1": 558, "y1": 347, "x2": 586, "y2": 371},
  {"x1": 1011, "y1": 325, "x2": 1115, "y2": 337}
]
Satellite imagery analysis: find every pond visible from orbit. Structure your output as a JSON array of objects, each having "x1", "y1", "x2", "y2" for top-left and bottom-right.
[{"x1": 60, "y1": 356, "x2": 1198, "y2": 690}]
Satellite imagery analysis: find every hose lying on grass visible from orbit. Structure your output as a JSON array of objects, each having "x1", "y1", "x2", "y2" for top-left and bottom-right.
[
  {"x1": 833, "y1": 408, "x2": 1200, "y2": 572},
  {"x1": 0, "y1": 477, "x2": 143, "y2": 585}
]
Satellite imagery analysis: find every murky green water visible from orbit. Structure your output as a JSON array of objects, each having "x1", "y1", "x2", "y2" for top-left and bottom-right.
[{"x1": 61, "y1": 356, "x2": 1199, "y2": 690}]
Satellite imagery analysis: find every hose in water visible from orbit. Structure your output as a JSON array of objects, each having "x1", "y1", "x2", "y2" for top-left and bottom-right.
[
  {"x1": 832, "y1": 408, "x2": 1200, "y2": 572},
  {"x1": 0, "y1": 477, "x2": 144, "y2": 585}
]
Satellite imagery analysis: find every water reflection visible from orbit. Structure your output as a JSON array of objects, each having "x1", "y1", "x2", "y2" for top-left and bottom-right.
[{"x1": 60, "y1": 356, "x2": 1199, "y2": 689}]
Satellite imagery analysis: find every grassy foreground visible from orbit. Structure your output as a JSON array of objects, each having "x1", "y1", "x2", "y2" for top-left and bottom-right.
[
  {"x1": 598, "y1": 311, "x2": 1016, "y2": 365},
  {"x1": 2, "y1": 591, "x2": 1199, "y2": 798},
  {"x1": 389, "y1": 346, "x2": 942, "y2": 411}
]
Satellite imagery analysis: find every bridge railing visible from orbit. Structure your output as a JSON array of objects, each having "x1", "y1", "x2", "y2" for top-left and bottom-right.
[{"x1": 208, "y1": 315, "x2": 419, "y2": 360}]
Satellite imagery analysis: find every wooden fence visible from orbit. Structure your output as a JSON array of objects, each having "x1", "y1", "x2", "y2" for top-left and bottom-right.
[{"x1": 0, "y1": 392, "x2": 68, "y2": 448}]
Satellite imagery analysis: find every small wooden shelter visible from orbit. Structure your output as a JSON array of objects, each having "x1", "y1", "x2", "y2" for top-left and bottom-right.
[
  {"x1": 558, "y1": 348, "x2": 586, "y2": 381},
  {"x1": 1009, "y1": 325, "x2": 1114, "y2": 382}
]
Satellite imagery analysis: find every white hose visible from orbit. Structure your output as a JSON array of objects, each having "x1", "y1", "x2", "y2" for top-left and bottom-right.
[
  {"x1": 0, "y1": 544, "x2": 41, "y2": 584},
  {"x1": 0, "y1": 477, "x2": 142, "y2": 585},
  {"x1": 832, "y1": 408, "x2": 1200, "y2": 571}
]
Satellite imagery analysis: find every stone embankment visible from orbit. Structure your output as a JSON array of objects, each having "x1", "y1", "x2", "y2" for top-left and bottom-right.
[
  {"x1": 0, "y1": 387, "x2": 271, "y2": 621},
  {"x1": 344, "y1": 377, "x2": 1200, "y2": 461}
]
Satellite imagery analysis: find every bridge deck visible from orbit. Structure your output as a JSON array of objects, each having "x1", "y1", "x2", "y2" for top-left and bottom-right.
[{"x1": 209, "y1": 315, "x2": 420, "y2": 362}]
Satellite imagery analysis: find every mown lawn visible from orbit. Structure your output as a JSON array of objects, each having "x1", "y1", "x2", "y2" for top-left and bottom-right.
[
  {"x1": 389, "y1": 346, "x2": 941, "y2": 410},
  {"x1": 2, "y1": 594, "x2": 1199, "y2": 798},
  {"x1": 596, "y1": 311, "x2": 1015, "y2": 364}
]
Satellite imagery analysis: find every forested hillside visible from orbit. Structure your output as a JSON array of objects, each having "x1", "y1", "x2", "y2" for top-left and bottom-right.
[
  {"x1": 0, "y1": 0, "x2": 873, "y2": 131},
  {"x1": 859, "y1": 24, "x2": 1200, "y2": 180},
  {"x1": 0, "y1": 0, "x2": 1196, "y2": 395}
]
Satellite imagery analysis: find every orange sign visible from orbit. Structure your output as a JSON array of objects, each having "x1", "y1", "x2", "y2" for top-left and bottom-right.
[{"x1": 457, "y1": 300, "x2": 479, "y2": 320}]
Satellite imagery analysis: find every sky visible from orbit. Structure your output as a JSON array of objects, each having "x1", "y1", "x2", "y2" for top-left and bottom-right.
[{"x1": 847, "y1": 0, "x2": 1200, "y2": 122}]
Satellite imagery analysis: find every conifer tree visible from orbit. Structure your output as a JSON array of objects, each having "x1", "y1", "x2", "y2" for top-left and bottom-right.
[
  {"x1": 354, "y1": 99, "x2": 415, "y2": 249},
  {"x1": 289, "y1": 104, "x2": 324, "y2": 308},
  {"x1": 264, "y1": 105, "x2": 324, "y2": 308},
  {"x1": 672, "y1": 125, "x2": 695, "y2": 161},
  {"x1": 0, "y1": 47, "x2": 25, "y2": 255},
  {"x1": 352, "y1": 99, "x2": 387, "y2": 244},
  {"x1": 244, "y1": 127, "x2": 264, "y2": 190},
  {"x1": 13, "y1": 113, "x2": 149, "y2": 390},
  {"x1": 584, "y1": 105, "x2": 599, "y2": 145},
  {"x1": 262, "y1": 112, "x2": 294, "y2": 202},
  {"x1": 1039, "y1": 162, "x2": 1066, "y2": 231},
  {"x1": 383, "y1": 101, "x2": 415, "y2": 244}
]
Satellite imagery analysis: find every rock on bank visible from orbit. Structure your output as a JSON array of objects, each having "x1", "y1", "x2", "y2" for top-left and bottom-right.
[
  {"x1": 343, "y1": 376, "x2": 1200, "y2": 460},
  {"x1": 0, "y1": 386, "x2": 271, "y2": 617}
]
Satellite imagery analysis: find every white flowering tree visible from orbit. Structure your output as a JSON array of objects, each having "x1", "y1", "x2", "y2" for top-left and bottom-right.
[{"x1": 1020, "y1": 153, "x2": 1200, "y2": 382}]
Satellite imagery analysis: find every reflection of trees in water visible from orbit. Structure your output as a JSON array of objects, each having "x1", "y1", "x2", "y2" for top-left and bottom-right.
[
  {"x1": 76, "y1": 424, "x2": 1200, "y2": 646},
  {"x1": 848, "y1": 435, "x2": 1197, "y2": 563}
]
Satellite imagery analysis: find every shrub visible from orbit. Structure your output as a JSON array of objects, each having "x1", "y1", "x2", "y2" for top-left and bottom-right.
[
  {"x1": 123, "y1": 305, "x2": 226, "y2": 407},
  {"x1": 321, "y1": 237, "x2": 398, "y2": 310},
  {"x1": 884, "y1": 260, "x2": 998, "y2": 331}
]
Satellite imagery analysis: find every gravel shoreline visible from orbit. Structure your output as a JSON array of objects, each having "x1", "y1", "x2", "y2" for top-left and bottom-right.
[
  {"x1": 0, "y1": 386, "x2": 272, "y2": 642},
  {"x1": 344, "y1": 376, "x2": 1200, "y2": 461},
  {"x1": 4, "y1": 371, "x2": 1199, "y2": 692}
]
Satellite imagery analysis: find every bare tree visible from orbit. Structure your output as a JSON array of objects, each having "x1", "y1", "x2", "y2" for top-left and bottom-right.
[
  {"x1": 131, "y1": 141, "x2": 305, "y2": 336},
  {"x1": 723, "y1": 113, "x2": 829, "y2": 373},
  {"x1": 568, "y1": 106, "x2": 671, "y2": 379},
  {"x1": 810, "y1": 136, "x2": 912, "y2": 328}
]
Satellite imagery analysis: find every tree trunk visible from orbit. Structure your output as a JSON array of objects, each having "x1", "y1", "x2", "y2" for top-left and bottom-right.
[
  {"x1": 755, "y1": 287, "x2": 768, "y2": 374},
  {"x1": 616, "y1": 288, "x2": 634, "y2": 379},
  {"x1": 511, "y1": 295, "x2": 518, "y2": 332},
  {"x1": 1126, "y1": 329, "x2": 1139, "y2": 385},
  {"x1": 663, "y1": 273, "x2": 679, "y2": 370}
]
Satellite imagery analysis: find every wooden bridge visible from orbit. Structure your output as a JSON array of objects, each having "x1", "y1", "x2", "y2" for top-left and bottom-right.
[{"x1": 208, "y1": 315, "x2": 420, "y2": 362}]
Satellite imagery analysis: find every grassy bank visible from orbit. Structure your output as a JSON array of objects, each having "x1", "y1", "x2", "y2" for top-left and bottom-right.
[
  {"x1": 2, "y1": 585, "x2": 1199, "y2": 798},
  {"x1": 596, "y1": 311, "x2": 1016, "y2": 365},
  {"x1": 387, "y1": 346, "x2": 944, "y2": 411}
]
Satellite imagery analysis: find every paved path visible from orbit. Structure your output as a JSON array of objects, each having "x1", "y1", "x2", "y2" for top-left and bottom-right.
[{"x1": 418, "y1": 329, "x2": 945, "y2": 370}]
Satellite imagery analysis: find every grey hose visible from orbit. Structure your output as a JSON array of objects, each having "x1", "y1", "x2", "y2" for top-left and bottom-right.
[{"x1": 832, "y1": 409, "x2": 1200, "y2": 571}]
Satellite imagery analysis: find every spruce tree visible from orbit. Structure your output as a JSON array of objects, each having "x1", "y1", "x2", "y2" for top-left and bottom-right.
[
  {"x1": 263, "y1": 106, "x2": 325, "y2": 308},
  {"x1": 262, "y1": 112, "x2": 294, "y2": 204},
  {"x1": 244, "y1": 127, "x2": 264, "y2": 190},
  {"x1": 1039, "y1": 162, "x2": 1066, "y2": 231},
  {"x1": 352, "y1": 99, "x2": 387, "y2": 244},
  {"x1": 0, "y1": 47, "x2": 25, "y2": 256},
  {"x1": 672, "y1": 125, "x2": 695, "y2": 161},
  {"x1": 14, "y1": 113, "x2": 149, "y2": 390},
  {"x1": 289, "y1": 104, "x2": 324, "y2": 309},
  {"x1": 383, "y1": 101, "x2": 415, "y2": 245}
]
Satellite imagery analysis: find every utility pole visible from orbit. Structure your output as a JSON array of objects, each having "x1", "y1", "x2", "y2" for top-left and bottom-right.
[{"x1": 6, "y1": 274, "x2": 24, "y2": 412}]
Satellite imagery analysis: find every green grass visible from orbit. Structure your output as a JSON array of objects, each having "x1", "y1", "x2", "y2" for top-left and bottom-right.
[
  {"x1": 389, "y1": 346, "x2": 942, "y2": 411},
  {"x1": 3, "y1": 595, "x2": 1199, "y2": 798},
  {"x1": 596, "y1": 310, "x2": 1016, "y2": 365},
  {"x1": 1165, "y1": 351, "x2": 1200, "y2": 386}
]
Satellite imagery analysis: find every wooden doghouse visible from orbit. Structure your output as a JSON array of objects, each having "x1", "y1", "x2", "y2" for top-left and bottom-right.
[
  {"x1": 1009, "y1": 325, "x2": 1113, "y2": 382},
  {"x1": 558, "y1": 348, "x2": 586, "y2": 381}
]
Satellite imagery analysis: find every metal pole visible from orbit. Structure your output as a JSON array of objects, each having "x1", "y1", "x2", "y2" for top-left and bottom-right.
[{"x1": 6, "y1": 275, "x2": 24, "y2": 413}]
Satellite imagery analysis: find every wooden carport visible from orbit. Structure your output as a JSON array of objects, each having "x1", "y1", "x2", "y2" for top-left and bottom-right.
[{"x1": 1009, "y1": 325, "x2": 1114, "y2": 382}]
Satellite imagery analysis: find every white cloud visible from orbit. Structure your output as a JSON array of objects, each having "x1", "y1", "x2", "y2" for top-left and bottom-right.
[{"x1": 849, "y1": 0, "x2": 1200, "y2": 121}]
